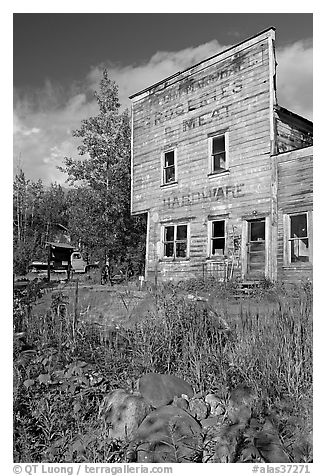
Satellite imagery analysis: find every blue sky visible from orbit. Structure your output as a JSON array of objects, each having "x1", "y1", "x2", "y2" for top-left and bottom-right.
[{"x1": 13, "y1": 12, "x2": 313, "y2": 185}]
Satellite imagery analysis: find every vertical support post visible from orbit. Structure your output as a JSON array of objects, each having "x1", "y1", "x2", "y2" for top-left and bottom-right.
[
  {"x1": 47, "y1": 244, "x2": 51, "y2": 283},
  {"x1": 67, "y1": 259, "x2": 71, "y2": 281},
  {"x1": 154, "y1": 261, "x2": 158, "y2": 290},
  {"x1": 73, "y1": 279, "x2": 79, "y2": 340}
]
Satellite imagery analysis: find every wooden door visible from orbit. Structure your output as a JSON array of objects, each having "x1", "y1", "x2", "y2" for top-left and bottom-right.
[{"x1": 247, "y1": 219, "x2": 266, "y2": 280}]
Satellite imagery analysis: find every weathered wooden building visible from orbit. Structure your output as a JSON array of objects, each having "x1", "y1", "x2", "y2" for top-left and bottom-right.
[{"x1": 130, "y1": 28, "x2": 313, "y2": 283}]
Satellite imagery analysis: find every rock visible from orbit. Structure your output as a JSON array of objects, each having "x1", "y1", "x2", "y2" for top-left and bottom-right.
[
  {"x1": 188, "y1": 397, "x2": 209, "y2": 421},
  {"x1": 229, "y1": 384, "x2": 257, "y2": 407},
  {"x1": 201, "y1": 415, "x2": 224, "y2": 429},
  {"x1": 228, "y1": 404, "x2": 252, "y2": 425},
  {"x1": 99, "y1": 389, "x2": 152, "y2": 440},
  {"x1": 172, "y1": 396, "x2": 189, "y2": 411},
  {"x1": 131, "y1": 405, "x2": 202, "y2": 463},
  {"x1": 227, "y1": 384, "x2": 257, "y2": 425},
  {"x1": 255, "y1": 418, "x2": 290, "y2": 463},
  {"x1": 205, "y1": 393, "x2": 225, "y2": 416},
  {"x1": 138, "y1": 373, "x2": 194, "y2": 408},
  {"x1": 203, "y1": 422, "x2": 244, "y2": 463}
]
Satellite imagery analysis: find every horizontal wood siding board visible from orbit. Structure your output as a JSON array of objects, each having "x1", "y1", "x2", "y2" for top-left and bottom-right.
[{"x1": 132, "y1": 32, "x2": 277, "y2": 281}]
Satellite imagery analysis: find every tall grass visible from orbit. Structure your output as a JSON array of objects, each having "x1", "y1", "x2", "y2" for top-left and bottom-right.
[{"x1": 13, "y1": 280, "x2": 312, "y2": 462}]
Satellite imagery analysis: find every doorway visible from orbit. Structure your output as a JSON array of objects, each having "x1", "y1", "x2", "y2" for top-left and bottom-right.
[{"x1": 246, "y1": 218, "x2": 266, "y2": 280}]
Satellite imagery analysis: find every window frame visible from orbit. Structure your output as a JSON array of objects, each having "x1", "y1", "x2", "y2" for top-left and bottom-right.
[
  {"x1": 208, "y1": 131, "x2": 229, "y2": 176},
  {"x1": 208, "y1": 219, "x2": 227, "y2": 258},
  {"x1": 283, "y1": 211, "x2": 313, "y2": 266},
  {"x1": 161, "y1": 148, "x2": 177, "y2": 186},
  {"x1": 161, "y1": 223, "x2": 189, "y2": 260}
]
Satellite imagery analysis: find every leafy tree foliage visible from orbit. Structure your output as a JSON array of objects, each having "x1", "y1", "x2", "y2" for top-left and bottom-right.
[
  {"x1": 13, "y1": 171, "x2": 69, "y2": 274},
  {"x1": 60, "y1": 70, "x2": 146, "y2": 269},
  {"x1": 13, "y1": 70, "x2": 146, "y2": 276}
]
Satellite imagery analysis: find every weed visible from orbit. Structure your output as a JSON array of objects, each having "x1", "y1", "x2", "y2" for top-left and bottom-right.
[{"x1": 13, "y1": 279, "x2": 312, "y2": 463}]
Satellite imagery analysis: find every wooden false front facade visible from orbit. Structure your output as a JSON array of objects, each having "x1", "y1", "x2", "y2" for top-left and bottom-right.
[{"x1": 130, "y1": 28, "x2": 313, "y2": 283}]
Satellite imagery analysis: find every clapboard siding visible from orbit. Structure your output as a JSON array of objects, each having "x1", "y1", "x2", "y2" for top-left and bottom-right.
[
  {"x1": 274, "y1": 147, "x2": 313, "y2": 282},
  {"x1": 275, "y1": 107, "x2": 313, "y2": 154},
  {"x1": 130, "y1": 28, "x2": 312, "y2": 283}
]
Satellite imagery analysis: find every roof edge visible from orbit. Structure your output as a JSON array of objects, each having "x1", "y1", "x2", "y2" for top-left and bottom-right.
[
  {"x1": 275, "y1": 105, "x2": 313, "y2": 126},
  {"x1": 129, "y1": 26, "x2": 276, "y2": 100}
]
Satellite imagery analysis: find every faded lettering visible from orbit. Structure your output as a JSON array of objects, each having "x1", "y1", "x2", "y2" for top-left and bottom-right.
[
  {"x1": 149, "y1": 49, "x2": 263, "y2": 108},
  {"x1": 163, "y1": 184, "x2": 245, "y2": 209},
  {"x1": 182, "y1": 105, "x2": 229, "y2": 132}
]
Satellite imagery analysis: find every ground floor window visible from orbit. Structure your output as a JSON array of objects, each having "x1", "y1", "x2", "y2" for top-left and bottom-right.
[
  {"x1": 284, "y1": 211, "x2": 312, "y2": 264},
  {"x1": 209, "y1": 220, "x2": 226, "y2": 257},
  {"x1": 163, "y1": 224, "x2": 188, "y2": 259},
  {"x1": 289, "y1": 213, "x2": 310, "y2": 262}
]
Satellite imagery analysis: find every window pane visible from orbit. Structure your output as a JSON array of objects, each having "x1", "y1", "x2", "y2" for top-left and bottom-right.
[
  {"x1": 212, "y1": 220, "x2": 224, "y2": 238},
  {"x1": 212, "y1": 152, "x2": 226, "y2": 171},
  {"x1": 164, "y1": 166, "x2": 175, "y2": 183},
  {"x1": 250, "y1": 221, "x2": 265, "y2": 241},
  {"x1": 176, "y1": 242, "x2": 187, "y2": 258},
  {"x1": 291, "y1": 238, "x2": 309, "y2": 262},
  {"x1": 212, "y1": 238, "x2": 225, "y2": 256},
  {"x1": 177, "y1": 225, "x2": 187, "y2": 240},
  {"x1": 290, "y1": 214, "x2": 307, "y2": 238},
  {"x1": 165, "y1": 226, "x2": 174, "y2": 242},
  {"x1": 164, "y1": 242, "x2": 174, "y2": 257},
  {"x1": 212, "y1": 136, "x2": 225, "y2": 154},
  {"x1": 164, "y1": 151, "x2": 174, "y2": 167}
]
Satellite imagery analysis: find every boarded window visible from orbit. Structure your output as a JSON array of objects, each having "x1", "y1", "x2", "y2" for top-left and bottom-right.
[
  {"x1": 211, "y1": 135, "x2": 226, "y2": 173},
  {"x1": 163, "y1": 224, "x2": 188, "y2": 258},
  {"x1": 289, "y1": 213, "x2": 309, "y2": 263},
  {"x1": 210, "y1": 220, "x2": 225, "y2": 256},
  {"x1": 163, "y1": 151, "x2": 175, "y2": 184}
]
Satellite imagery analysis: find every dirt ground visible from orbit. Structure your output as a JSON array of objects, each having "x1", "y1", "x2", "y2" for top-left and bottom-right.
[{"x1": 31, "y1": 276, "x2": 279, "y2": 332}]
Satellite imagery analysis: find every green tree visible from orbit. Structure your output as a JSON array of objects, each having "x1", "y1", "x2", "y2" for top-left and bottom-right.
[
  {"x1": 13, "y1": 171, "x2": 69, "y2": 274},
  {"x1": 60, "y1": 70, "x2": 146, "y2": 270}
]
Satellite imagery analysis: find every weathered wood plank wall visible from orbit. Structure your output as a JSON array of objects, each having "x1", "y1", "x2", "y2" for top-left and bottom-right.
[
  {"x1": 275, "y1": 107, "x2": 313, "y2": 154},
  {"x1": 275, "y1": 146, "x2": 313, "y2": 282},
  {"x1": 131, "y1": 29, "x2": 277, "y2": 281}
]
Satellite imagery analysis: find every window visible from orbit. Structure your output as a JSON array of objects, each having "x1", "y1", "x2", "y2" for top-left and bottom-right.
[
  {"x1": 284, "y1": 212, "x2": 312, "y2": 265},
  {"x1": 289, "y1": 213, "x2": 310, "y2": 263},
  {"x1": 162, "y1": 150, "x2": 176, "y2": 184},
  {"x1": 163, "y1": 224, "x2": 188, "y2": 259},
  {"x1": 209, "y1": 220, "x2": 226, "y2": 257},
  {"x1": 208, "y1": 133, "x2": 229, "y2": 174}
]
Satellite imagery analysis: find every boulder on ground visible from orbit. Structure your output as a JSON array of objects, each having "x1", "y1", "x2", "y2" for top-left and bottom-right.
[
  {"x1": 99, "y1": 388, "x2": 151, "y2": 440},
  {"x1": 254, "y1": 418, "x2": 290, "y2": 463},
  {"x1": 188, "y1": 397, "x2": 209, "y2": 421},
  {"x1": 172, "y1": 396, "x2": 189, "y2": 411},
  {"x1": 205, "y1": 393, "x2": 225, "y2": 416},
  {"x1": 138, "y1": 373, "x2": 194, "y2": 408},
  {"x1": 227, "y1": 384, "x2": 257, "y2": 425},
  {"x1": 131, "y1": 405, "x2": 202, "y2": 463}
]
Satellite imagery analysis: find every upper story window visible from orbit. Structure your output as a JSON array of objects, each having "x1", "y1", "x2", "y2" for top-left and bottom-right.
[
  {"x1": 208, "y1": 132, "x2": 229, "y2": 175},
  {"x1": 163, "y1": 224, "x2": 188, "y2": 259},
  {"x1": 209, "y1": 220, "x2": 226, "y2": 257},
  {"x1": 162, "y1": 150, "x2": 176, "y2": 185}
]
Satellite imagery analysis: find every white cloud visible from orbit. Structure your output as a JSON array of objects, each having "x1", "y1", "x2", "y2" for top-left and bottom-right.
[
  {"x1": 276, "y1": 40, "x2": 313, "y2": 120},
  {"x1": 87, "y1": 40, "x2": 226, "y2": 109},
  {"x1": 13, "y1": 38, "x2": 312, "y2": 185}
]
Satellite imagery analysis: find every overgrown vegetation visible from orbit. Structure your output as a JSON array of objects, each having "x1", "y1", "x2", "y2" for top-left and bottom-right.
[
  {"x1": 13, "y1": 279, "x2": 312, "y2": 463},
  {"x1": 13, "y1": 70, "x2": 146, "y2": 276}
]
